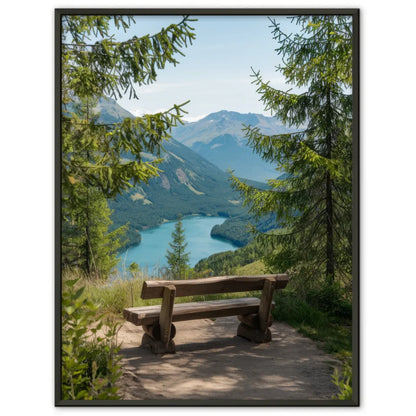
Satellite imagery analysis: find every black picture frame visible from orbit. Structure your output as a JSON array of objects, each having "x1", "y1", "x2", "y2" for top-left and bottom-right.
[{"x1": 55, "y1": 7, "x2": 359, "y2": 406}]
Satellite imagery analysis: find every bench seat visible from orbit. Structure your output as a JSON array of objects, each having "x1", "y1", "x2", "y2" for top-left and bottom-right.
[{"x1": 124, "y1": 297, "x2": 265, "y2": 326}]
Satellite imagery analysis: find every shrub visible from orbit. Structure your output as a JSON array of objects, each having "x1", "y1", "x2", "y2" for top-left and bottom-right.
[
  {"x1": 273, "y1": 289, "x2": 328, "y2": 327},
  {"x1": 61, "y1": 278, "x2": 122, "y2": 400},
  {"x1": 332, "y1": 354, "x2": 353, "y2": 400},
  {"x1": 305, "y1": 283, "x2": 352, "y2": 319}
]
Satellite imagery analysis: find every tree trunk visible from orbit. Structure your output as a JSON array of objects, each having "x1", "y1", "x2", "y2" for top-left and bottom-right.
[
  {"x1": 325, "y1": 82, "x2": 335, "y2": 282},
  {"x1": 326, "y1": 170, "x2": 335, "y2": 282},
  {"x1": 85, "y1": 213, "x2": 91, "y2": 275},
  {"x1": 85, "y1": 142, "x2": 92, "y2": 276}
]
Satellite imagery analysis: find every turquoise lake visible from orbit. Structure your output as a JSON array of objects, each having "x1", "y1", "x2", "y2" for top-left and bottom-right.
[{"x1": 117, "y1": 216, "x2": 237, "y2": 277}]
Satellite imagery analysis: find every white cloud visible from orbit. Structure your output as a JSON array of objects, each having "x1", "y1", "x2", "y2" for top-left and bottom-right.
[
  {"x1": 123, "y1": 106, "x2": 170, "y2": 117},
  {"x1": 182, "y1": 114, "x2": 208, "y2": 123}
]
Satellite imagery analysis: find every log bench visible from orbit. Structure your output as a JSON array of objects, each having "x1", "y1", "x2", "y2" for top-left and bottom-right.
[{"x1": 123, "y1": 274, "x2": 289, "y2": 354}]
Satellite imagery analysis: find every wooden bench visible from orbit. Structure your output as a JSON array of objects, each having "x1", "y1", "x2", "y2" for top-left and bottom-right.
[{"x1": 123, "y1": 274, "x2": 289, "y2": 354}]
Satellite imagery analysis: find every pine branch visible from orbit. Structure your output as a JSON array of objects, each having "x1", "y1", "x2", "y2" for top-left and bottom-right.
[{"x1": 62, "y1": 15, "x2": 194, "y2": 48}]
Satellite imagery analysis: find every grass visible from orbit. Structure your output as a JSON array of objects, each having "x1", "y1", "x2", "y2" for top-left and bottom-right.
[
  {"x1": 64, "y1": 269, "x2": 261, "y2": 317},
  {"x1": 82, "y1": 276, "x2": 261, "y2": 315},
  {"x1": 273, "y1": 289, "x2": 352, "y2": 357},
  {"x1": 234, "y1": 260, "x2": 266, "y2": 275}
]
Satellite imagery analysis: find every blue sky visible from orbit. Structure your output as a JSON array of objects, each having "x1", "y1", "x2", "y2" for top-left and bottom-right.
[{"x1": 114, "y1": 15, "x2": 300, "y2": 121}]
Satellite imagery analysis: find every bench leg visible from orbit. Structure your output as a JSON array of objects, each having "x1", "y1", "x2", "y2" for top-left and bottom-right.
[
  {"x1": 141, "y1": 333, "x2": 176, "y2": 354},
  {"x1": 140, "y1": 323, "x2": 177, "y2": 354},
  {"x1": 142, "y1": 322, "x2": 176, "y2": 340},
  {"x1": 237, "y1": 277, "x2": 276, "y2": 343},
  {"x1": 141, "y1": 285, "x2": 177, "y2": 354},
  {"x1": 159, "y1": 285, "x2": 176, "y2": 348},
  {"x1": 237, "y1": 322, "x2": 272, "y2": 343}
]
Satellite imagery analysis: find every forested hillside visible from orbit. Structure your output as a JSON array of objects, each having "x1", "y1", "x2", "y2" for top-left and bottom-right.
[{"x1": 210, "y1": 212, "x2": 277, "y2": 247}]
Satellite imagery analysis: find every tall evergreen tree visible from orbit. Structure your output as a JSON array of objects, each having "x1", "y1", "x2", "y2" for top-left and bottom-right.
[
  {"x1": 231, "y1": 15, "x2": 353, "y2": 293},
  {"x1": 60, "y1": 15, "x2": 196, "y2": 276},
  {"x1": 166, "y1": 216, "x2": 190, "y2": 279},
  {"x1": 61, "y1": 184, "x2": 127, "y2": 277}
]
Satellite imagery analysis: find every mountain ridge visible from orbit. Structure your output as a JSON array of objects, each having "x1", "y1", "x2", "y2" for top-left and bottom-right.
[
  {"x1": 171, "y1": 109, "x2": 290, "y2": 182},
  {"x1": 172, "y1": 109, "x2": 291, "y2": 145}
]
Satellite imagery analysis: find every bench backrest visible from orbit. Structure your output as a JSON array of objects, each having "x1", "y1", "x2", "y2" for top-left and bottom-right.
[{"x1": 141, "y1": 274, "x2": 289, "y2": 299}]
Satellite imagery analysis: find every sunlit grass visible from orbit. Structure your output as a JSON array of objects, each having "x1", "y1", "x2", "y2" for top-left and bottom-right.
[
  {"x1": 234, "y1": 260, "x2": 266, "y2": 275},
  {"x1": 62, "y1": 267, "x2": 261, "y2": 316}
]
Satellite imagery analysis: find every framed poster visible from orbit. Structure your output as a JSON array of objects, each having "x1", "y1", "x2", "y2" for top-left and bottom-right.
[{"x1": 55, "y1": 8, "x2": 359, "y2": 406}]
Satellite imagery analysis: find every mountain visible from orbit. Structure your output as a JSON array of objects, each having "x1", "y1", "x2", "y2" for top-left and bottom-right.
[
  {"x1": 109, "y1": 137, "x2": 248, "y2": 247},
  {"x1": 64, "y1": 96, "x2": 133, "y2": 122},
  {"x1": 94, "y1": 97, "x2": 134, "y2": 123},
  {"x1": 171, "y1": 110, "x2": 293, "y2": 182},
  {"x1": 173, "y1": 110, "x2": 288, "y2": 145}
]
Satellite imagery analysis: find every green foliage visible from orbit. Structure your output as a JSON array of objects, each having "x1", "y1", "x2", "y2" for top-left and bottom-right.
[
  {"x1": 127, "y1": 261, "x2": 140, "y2": 275},
  {"x1": 273, "y1": 290, "x2": 327, "y2": 327},
  {"x1": 231, "y1": 15, "x2": 353, "y2": 291},
  {"x1": 273, "y1": 289, "x2": 352, "y2": 355},
  {"x1": 61, "y1": 278, "x2": 122, "y2": 400},
  {"x1": 166, "y1": 216, "x2": 190, "y2": 279},
  {"x1": 62, "y1": 15, "x2": 196, "y2": 102},
  {"x1": 62, "y1": 99, "x2": 185, "y2": 201},
  {"x1": 62, "y1": 186, "x2": 127, "y2": 277},
  {"x1": 61, "y1": 15, "x2": 196, "y2": 277},
  {"x1": 305, "y1": 282, "x2": 352, "y2": 320},
  {"x1": 332, "y1": 354, "x2": 353, "y2": 400},
  {"x1": 61, "y1": 15, "x2": 196, "y2": 199}
]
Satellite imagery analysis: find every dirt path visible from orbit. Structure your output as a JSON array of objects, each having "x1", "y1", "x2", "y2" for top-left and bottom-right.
[{"x1": 115, "y1": 316, "x2": 340, "y2": 401}]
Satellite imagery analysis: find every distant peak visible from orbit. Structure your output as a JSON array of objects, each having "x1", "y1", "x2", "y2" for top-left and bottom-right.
[{"x1": 207, "y1": 110, "x2": 238, "y2": 117}]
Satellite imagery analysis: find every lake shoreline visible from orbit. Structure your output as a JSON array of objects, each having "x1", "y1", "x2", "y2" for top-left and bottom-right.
[
  {"x1": 118, "y1": 213, "x2": 235, "y2": 252},
  {"x1": 117, "y1": 215, "x2": 238, "y2": 275},
  {"x1": 127, "y1": 212, "x2": 232, "y2": 241}
]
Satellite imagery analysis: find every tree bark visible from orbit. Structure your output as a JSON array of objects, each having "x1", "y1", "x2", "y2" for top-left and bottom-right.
[
  {"x1": 325, "y1": 34, "x2": 335, "y2": 283},
  {"x1": 85, "y1": 213, "x2": 91, "y2": 275},
  {"x1": 326, "y1": 170, "x2": 335, "y2": 282}
]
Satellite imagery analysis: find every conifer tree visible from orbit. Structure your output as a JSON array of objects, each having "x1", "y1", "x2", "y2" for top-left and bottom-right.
[
  {"x1": 166, "y1": 216, "x2": 190, "y2": 279},
  {"x1": 231, "y1": 15, "x2": 353, "y2": 293},
  {"x1": 60, "y1": 15, "x2": 196, "y2": 276},
  {"x1": 61, "y1": 185, "x2": 127, "y2": 277}
]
